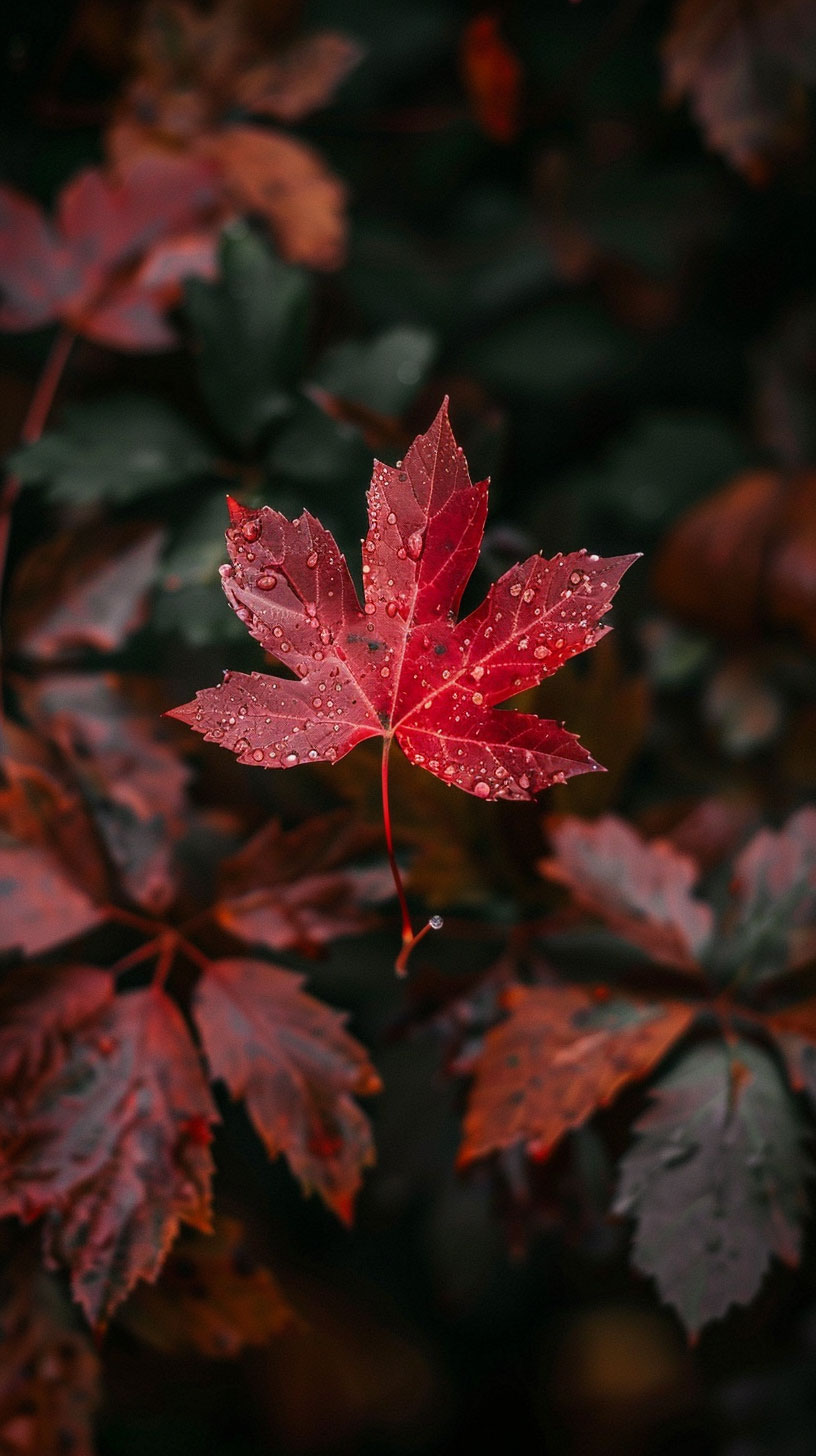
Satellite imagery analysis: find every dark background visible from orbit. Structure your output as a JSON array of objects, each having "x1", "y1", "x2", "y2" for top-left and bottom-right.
[{"x1": 2, "y1": 1, "x2": 816, "y2": 1452}]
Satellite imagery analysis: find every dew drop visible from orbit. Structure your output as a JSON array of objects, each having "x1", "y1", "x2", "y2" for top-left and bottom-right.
[
  {"x1": 306, "y1": 550, "x2": 318, "y2": 568},
  {"x1": 474, "y1": 780, "x2": 490, "y2": 798},
  {"x1": 364, "y1": 602, "x2": 377, "y2": 615},
  {"x1": 472, "y1": 692, "x2": 484, "y2": 705},
  {"x1": 509, "y1": 583, "x2": 522, "y2": 598},
  {"x1": 234, "y1": 737, "x2": 249, "y2": 753},
  {"x1": 241, "y1": 519, "x2": 261, "y2": 542},
  {"x1": 284, "y1": 751, "x2": 299, "y2": 766},
  {"x1": 518, "y1": 773, "x2": 530, "y2": 790},
  {"x1": 387, "y1": 511, "x2": 397, "y2": 525},
  {"x1": 406, "y1": 531, "x2": 423, "y2": 560},
  {"x1": 256, "y1": 573, "x2": 277, "y2": 591},
  {"x1": 385, "y1": 600, "x2": 399, "y2": 618},
  {"x1": 251, "y1": 749, "x2": 264, "y2": 762}
]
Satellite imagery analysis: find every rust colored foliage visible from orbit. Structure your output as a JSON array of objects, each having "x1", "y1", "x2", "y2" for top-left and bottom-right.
[
  {"x1": 653, "y1": 468, "x2": 816, "y2": 642},
  {"x1": 170, "y1": 401, "x2": 637, "y2": 802},
  {"x1": 195, "y1": 959, "x2": 382, "y2": 1223},
  {"x1": 460, "y1": 12, "x2": 523, "y2": 144},
  {"x1": 109, "y1": 0, "x2": 361, "y2": 269},
  {"x1": 122, "y1": 1217, "x2": 298, "y2": 1357},
  {"x1": 0, "y1": 668, "x2": 384, "y2": 1326},
  {"x1": 213, "y1": 810, "x2": 393, "y2": 955},
  {"x1": 460, "y1": 983, "x2": 693, "y2": 1166},
  {"x1": 663, "y1": 0, "x2": 816, "y2": 179},
  {"x1": 0, "y1": 155, "x2": 220, "y2": 349},
  {"x1": 0, "y1": 968, "x2": 216, "y2": 1327},
  {"x1": 458, "y1": 808, "x2": 816, "y2": 1329}
]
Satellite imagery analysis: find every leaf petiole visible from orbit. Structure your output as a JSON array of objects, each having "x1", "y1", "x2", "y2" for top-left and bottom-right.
[{"x1": 381, "y1": 737, "x2": 442, "y2": 974}]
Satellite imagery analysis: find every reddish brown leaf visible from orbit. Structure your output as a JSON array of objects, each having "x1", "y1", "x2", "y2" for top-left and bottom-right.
[
  {"x1": 461, "y1": 12, "x2": 523, "y2": 144},
  {"x1": 0, "y1": 719, "x2": 112, "y2": 907},
  {"x1": 194, "y1": 958, "x2": 381, "y2": 1221},
  {"x1": 204, "y1": 126, "x2": 348, "y2": 270},
  {"x1": 108, "y1": 0, "x2": 358, "y2": 270},
  {"x1": 7, "y1": 523, "x2": 164, "y2": 662},
  {"x1": 541, "y1": 815, "x2": 713, "y2": 971},
  {"x1": 22, "y1": 675, "x2": 191, "y2": 913},
  {"x1": 0, "y1": 155, "x2": 220, "y2": 348},
  {"x1": 728, "y1": 807, "x2": 816, "y2": 976},
  {"x1": 0, "y1": 1259, "x2": 100, "y2": 1456},
  {"x1": 0, "y1": 843, "x2": 103, "y2": 957},
  {"x1": 653, "y1": 468, "x2": 816, "y2": 643},
  {"x1": 663, "y1": 0, "x2": 816, "y2": 179},
  {"x1": 459, "y1": 982, "x2": 694, "y2": 1166},
  {"x1": 0, "y1": 968, "x2": 217, "y2": 1326},
  {"x1": 235, "y1": 32, "x2": 363, "y2": 121},
  {"x1": 170, "y1": 401, "x2": 637, "y2": 803},
  {"x1": 214, "y1": 810, "x2": 392, "y2": 955},
  {"x1": 121, "y1": 1216, "x2": 297, "y2": 1356}
]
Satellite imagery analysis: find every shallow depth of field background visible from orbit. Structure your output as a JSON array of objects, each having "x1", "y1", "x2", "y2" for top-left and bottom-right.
[{"x1": 2, "y1": 0, "x2": 816, "y2": 1452}]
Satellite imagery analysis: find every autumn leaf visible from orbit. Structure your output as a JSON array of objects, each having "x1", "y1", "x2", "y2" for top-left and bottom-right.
[
  {"x1": 0, "y1": 841, "x2": 103, "y2": 958},
  {"x1": 6, "y1": 523, "x2": 164, "y2": 661},
  {"x1": 653, "y1": 468, "x2": 816, "y2": 642},
  {"x1": 0, "y1": 968, "x2": 217, "y2": 1326},
  {"x1": 725, "y1": 806, "x2": 816, "y2": 979},
  {"x1": 194, "y1": 958, "x2": 380, "y2": 1222},
  {"x1": 214, "y1": 811, "x2": 392, "y2": 955},
  {"x1": 0, "y1": 1256, "x2": 99, "y2": 1456},
  {"x1": 0, "y1": 155, "x2": 220, "y2": 349},
  {"x1": 120, "y1": 1216, "x2": 297, "y2": 1357},
  {"x1": 615, "y1": 1040, "x2": 811, "y2": 1333},
  {"x1": 169, "y1": 400, "x2": 637, "y2": 803},
  {"x1": 662, "y1": 0, "x2": 816, "y2": 179},
  {"x1": 541, "y1": 815, "x2": 714, "y2": 971},
  {"x1": 459, "y1": 982, "x2": 693, "y2": 1166},
  {"x1": 460, "y1": 12, "x2": 523, "y2": 144},
  {"x1": 22, "y1": 675, "x2": 192, "y2": 913},
  {"x1": 108, "y1": 0, "x2": 360, "y2": 269}
]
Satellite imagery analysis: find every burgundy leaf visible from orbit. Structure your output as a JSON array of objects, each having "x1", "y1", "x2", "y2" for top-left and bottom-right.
[
  {"x1": 194, "y1": 958, "x2": 381, "y2": 1222},
  {"x1": 541, "y1": 815, "x2": 713, "y2": 971}
]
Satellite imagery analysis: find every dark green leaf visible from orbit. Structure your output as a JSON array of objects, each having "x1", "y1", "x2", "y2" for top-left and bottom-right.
[
  {"x1": 266, "y1": 395, "x2": 372, "y2": 493},
  {"x1": 615, "y1": 1040, "x2": 811, "y2": 1334},
  {"x1": 9, "y1": 395, "x2": 212, "y2": 505},
  {"x1": 154, "y1": 495, "x2": 247, "y2": 645},
  {"x1": 184, "y1": 224, "x2": 312, "y2": 450},
  {"x1": 311, "y1": 326, "x2": 436, "y2": 417},
  {"x1": 465, "y1": 302, "x2": 638, "y2": 401},
  {"x1": 559, "y1": 411, "x2": 748, "y2": 534}
]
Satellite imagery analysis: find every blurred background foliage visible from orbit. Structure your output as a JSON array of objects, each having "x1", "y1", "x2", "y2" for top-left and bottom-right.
[{"x1": 2, "y1": 0, "x2": 816, "y2": 1451}]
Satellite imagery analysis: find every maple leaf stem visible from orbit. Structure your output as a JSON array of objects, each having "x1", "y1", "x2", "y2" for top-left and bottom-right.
[
  {"x1": 111, "y1": 937, "x2": 164, "y2": 977},
  {"x1": 381, "y1": 737, "x2": 414, "y2": 947},
  {"x1": 381, "y1": 737, "x2": 442, "y2": 975}
]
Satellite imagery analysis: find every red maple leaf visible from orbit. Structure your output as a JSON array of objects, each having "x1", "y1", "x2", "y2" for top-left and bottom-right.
[{"x1": 169, "y1": 400, "x2": 638, "y2": 963}]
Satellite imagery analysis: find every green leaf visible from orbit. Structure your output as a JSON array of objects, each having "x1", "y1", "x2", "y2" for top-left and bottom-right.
[
  {"x1": 184, "y1": 224, "x2": 312, "y2": 450},
  {"x1": 311, "y1": 326, "x2": 436, "y2": 417},
  {"x1": 560, "y1": 411, "x2": 748, "y2": 534},
  {"x1": 9, "y1": 395, "x2": 212, "y2": 505},
  {"x1": 465, "y1": 301, "x2": 638, "y2": 401},
  {"x1": 154, "y1": 495, "x2": 246, "y2": 645},
  {"x1": 266, "y1": 396, "x2": 372, "y2": 494},
  {"x1": 615, "y1": 1040, "x2": 811, "y2": 1335}
]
